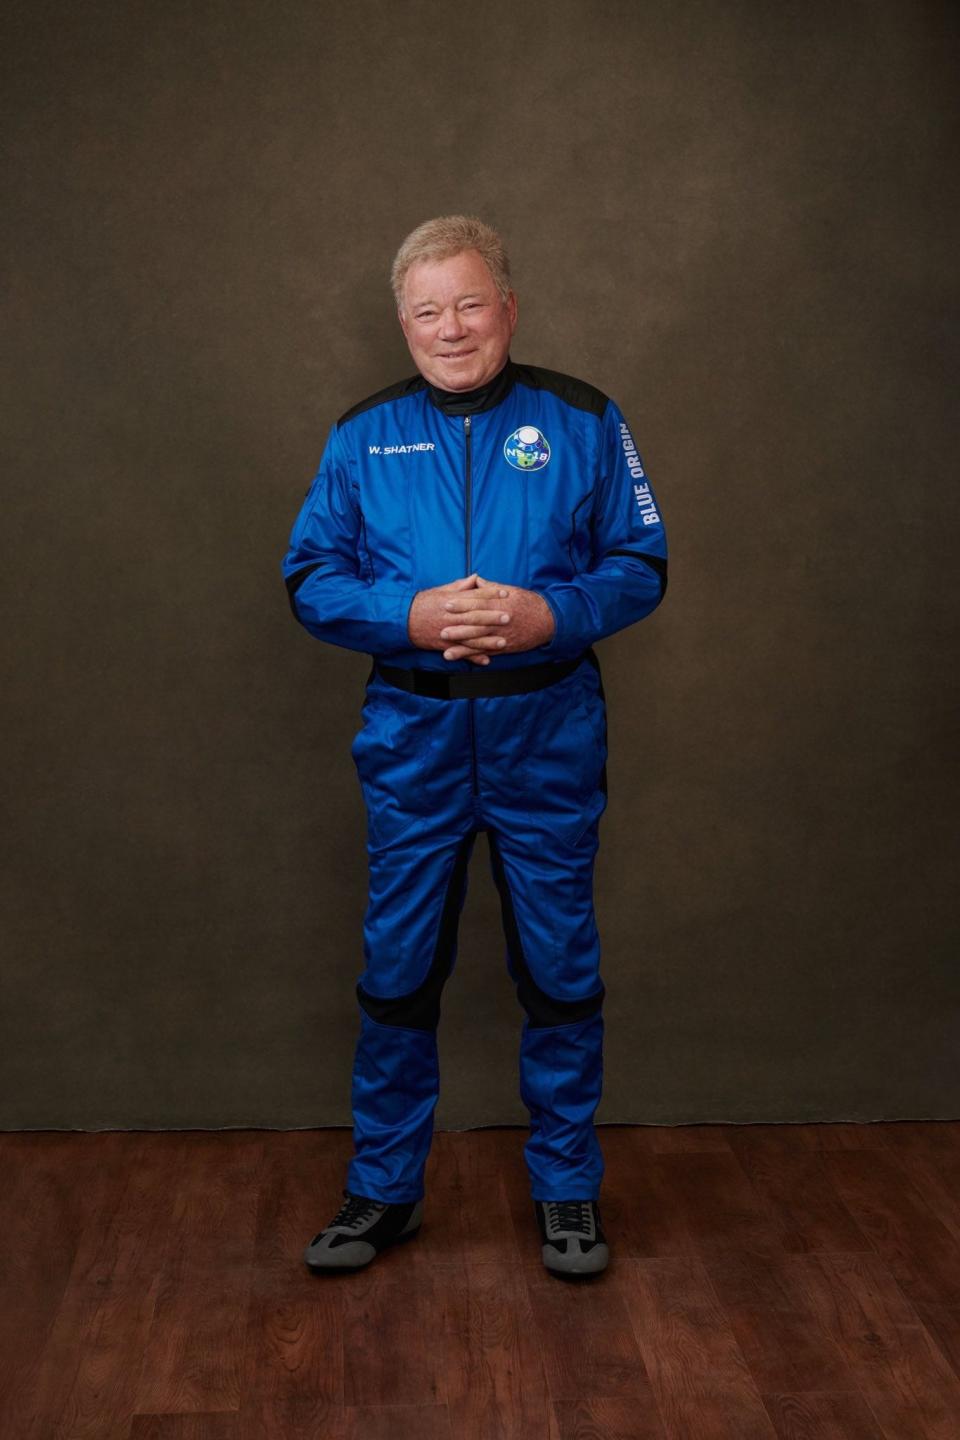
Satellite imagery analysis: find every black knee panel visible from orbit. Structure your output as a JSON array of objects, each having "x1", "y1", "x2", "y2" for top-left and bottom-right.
[
  {"x1": 356, "y1": 830, "x2": 475, "y2": 1032},
  {"x1": 356, "y1": 976, "x2": 444, "y2": 1031},
  {"x1": 517, "y1": 975, "x2": 606, "y2": 1029},
  {"x1": 487, "y1": 831, "x2": 606, "y2": 1030}
]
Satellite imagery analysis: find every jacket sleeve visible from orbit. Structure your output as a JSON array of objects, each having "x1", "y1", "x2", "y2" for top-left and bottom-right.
[
  {"x1": 533, "y1": 398, "x2": 668, "y2": 661},
  {"x1": 281, "y1": 422, "x2": 418, "y2": 656}
]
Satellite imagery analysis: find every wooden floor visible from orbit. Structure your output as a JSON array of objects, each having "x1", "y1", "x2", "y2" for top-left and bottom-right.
[{"x1": 2, "y1": 1123, "x2": 960, "y2": 1438}]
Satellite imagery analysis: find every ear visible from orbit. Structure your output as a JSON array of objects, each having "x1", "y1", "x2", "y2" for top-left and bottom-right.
[
  {"x1": 397, "y1": 305, "x2": 410, "y2": 340},
  {"x1": 506, "y1": 289, "x2": 518, "y2": 334}
]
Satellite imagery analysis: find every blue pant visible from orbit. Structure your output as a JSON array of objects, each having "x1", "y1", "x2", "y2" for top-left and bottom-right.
[{"x1": 344, "y1": 652, "x2": 609, "y2": 1204}]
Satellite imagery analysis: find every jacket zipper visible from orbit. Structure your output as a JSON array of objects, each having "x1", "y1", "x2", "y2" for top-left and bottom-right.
[
  {"x1": 464, "y1": 414, "x2": 479, "y2": 797},
  {"x1": 463, "y1": 414, "x2": 473, "y2": 571}
]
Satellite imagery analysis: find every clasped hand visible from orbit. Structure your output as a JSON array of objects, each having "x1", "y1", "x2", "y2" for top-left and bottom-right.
[{"x1": 407, "y1": 572, "x2": 556, "y2": 665}]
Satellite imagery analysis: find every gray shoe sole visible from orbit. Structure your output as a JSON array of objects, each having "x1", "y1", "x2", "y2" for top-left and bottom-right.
[
  {"x1": 542, "y1": 1239, "x2": 610, "y2": 1277},
  {"x1": 304, "y1": 1199, "x2": 424, "y2": 1272}
]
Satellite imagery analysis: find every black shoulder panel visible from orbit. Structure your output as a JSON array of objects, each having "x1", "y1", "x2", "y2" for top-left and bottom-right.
[
  {"x1": 337, "y1": 374, "x2": 428, "y2": 428},
  {"x1": 509, "y1": 363, "x2": 610, "y2": 418}
]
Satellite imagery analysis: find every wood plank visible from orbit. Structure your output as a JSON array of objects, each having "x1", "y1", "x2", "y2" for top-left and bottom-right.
[
  {"x1": 237, "y1": 1393, "x2": 343, "y2": 1439},
  {"x1": 878, "y1": 1122, "x2": 960, "y2": 1248},
  {"x1": 759, "y1": 1390, "x2": 891, "y2": 1438},
  {"x1": 522, "y1": 1258, "x2": 654, "y2": 1402},
  {"x1": 340, "y1": 1262, "x2": 459, "y2": 1409},
  {"x1": 787, "y1": 1251, "x2": 960, "y2": 1439},
  {"x1": 444, "y1": 1260, "x2": 554, "y2": 1439},
  {"x1": 653, "y1": 1150, "x2": 788, "y2": 1255},
  {"x1": 909, "y1": 1303, "x2": 960, "y2": 1383},
  {"x1": 133, "y1": 1133, "x2": 265, "y2": 1414},
  {"x1": 68, "y1": 1132, "x2": 189, "y2": 1291},
  {"x1": 238, "y1": 1131, "x2": 350, "y2": 1438},
  {"x1": 593, "y1": 1127, "x2": 705, "y2": 1259},
  {"x1": 619, "y1": 1256, "x2": 779, "y2": 1439},
  {"x1": 550, "y1": 1396, "x2": 665, "y2": 1439},
  {"x1": 14, "y1": 1277, "x2": 161, "y2": 1440},
  {"x1": 341, "y1": 1404, "x2": 453, "y2": 1439},
  {"x1": 426, "y1": 1127, "x2": 522, "y2": 1267},
  {"x1": 823, "y1": 1149, "x2": 960, "y2": 1307},
  {"x1": 704, "y1": 1250, "x2": 853, "y2": 1393},
  {"x1": 725, "y1": 1137, "x2": 874, "y2": 1253},
  {"x1": 0, "y1": 1132, "x2": 147, "y2": 1431},
  {"x1": 130, "y1": 1416, "x2": 239, "y2": 1438}
]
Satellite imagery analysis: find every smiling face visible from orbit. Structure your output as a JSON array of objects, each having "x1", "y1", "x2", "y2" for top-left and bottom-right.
[{"x1": 398, "y1": 248, "x2": 518, "y2": 392}]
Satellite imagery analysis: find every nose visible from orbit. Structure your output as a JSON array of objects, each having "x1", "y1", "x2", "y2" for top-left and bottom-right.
[{"x1": 437, "y1": 307, "x2": 468, "y2": 341}]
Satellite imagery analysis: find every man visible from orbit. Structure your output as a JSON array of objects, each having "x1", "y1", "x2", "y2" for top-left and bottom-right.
[{"x1": 281, "y1": 215, "x2": 667, "y2": 1278}]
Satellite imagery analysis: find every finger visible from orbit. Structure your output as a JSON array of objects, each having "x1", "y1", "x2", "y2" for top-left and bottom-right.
[
  {"x1": 440, "y1": 607, "x2": 511, "y2": 623},
  {"x1": 441, "y1": 625, "x2": 510, "y2": 642},
  {"x1": 443, "y1": 635, "x2": 508, "y2": 658},
  {"x1": 443, "y1": 597, "x2": 511, "y2": 614},
  {"x1": 443, "y1": 573, "x2": 479, "y2": 590},
  {"x1": 446, "y1": 596, "x2": 515, "y2": 613},
  {"x1": 444, "y1": 646, "x2": 494, "y2": 662},
  {"x1": 474, "y1": 576, "x2": 511, "y2": 597}
]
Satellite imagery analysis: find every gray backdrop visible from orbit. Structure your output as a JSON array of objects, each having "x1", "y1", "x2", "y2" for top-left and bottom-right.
[{"x1": 2, "y1": 0, "x2": 957, "y2": 1128}]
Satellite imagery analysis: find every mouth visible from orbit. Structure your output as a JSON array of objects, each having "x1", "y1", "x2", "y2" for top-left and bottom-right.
[{"x1": 437, "y1": 349, "x2": 477, "y2": 360}]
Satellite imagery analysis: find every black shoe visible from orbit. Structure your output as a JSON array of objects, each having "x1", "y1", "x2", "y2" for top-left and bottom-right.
[
  {"x1": 534, "y1": 1198, "x2": 609, "y2": 1276},
  {"x1": 304, "y1": 1189, "x2": 424, "y2": 1271}
]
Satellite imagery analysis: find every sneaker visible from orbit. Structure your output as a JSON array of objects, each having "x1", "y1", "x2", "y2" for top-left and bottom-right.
[
  {"x1": 304, "y1": 1189, "x2": 424, "y2": 1272},
  {"x1": 534, "y1": 1198, "x2": 609, "y2": 1276}
]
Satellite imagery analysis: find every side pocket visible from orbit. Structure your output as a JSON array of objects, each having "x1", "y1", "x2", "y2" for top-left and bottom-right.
[
  {"x1": 350, "y1": 686, "x2": 433, "y2": 848},
  {"x1": 518, "y1": 677, "x2": 608, "y2": 848}
]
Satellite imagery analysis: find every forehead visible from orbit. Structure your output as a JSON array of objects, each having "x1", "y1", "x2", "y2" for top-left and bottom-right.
[{"x1": 403, "y1": 249, "x2": 498, "y2": 307}]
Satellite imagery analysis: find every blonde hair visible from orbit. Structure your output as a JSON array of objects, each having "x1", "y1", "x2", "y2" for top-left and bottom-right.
[{"x1": 391, "y1": 215, "x2": 512, "y2": 311}]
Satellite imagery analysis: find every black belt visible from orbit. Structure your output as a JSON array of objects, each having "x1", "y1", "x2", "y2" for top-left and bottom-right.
[{"x1": 373, "y1": 648, "x2": 595, "y2": 699}]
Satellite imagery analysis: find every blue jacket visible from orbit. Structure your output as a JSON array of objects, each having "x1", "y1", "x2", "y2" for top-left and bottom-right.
[{"x1": 281, "y1": 359, "x2": 667, "y2": 669}]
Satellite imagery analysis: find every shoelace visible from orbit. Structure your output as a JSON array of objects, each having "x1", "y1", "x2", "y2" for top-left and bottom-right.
[
  {"x1": 330, "y1": 1192, "x2": 385, "y2": 1230},
  {"x1": 546, "y1": 1199, "x2": 593, "y2": 1234}
]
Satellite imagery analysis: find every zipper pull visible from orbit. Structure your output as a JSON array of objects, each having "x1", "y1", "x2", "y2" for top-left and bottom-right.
[{"x1": 464, "y1": 415, "x2": 471, "y2": 433}]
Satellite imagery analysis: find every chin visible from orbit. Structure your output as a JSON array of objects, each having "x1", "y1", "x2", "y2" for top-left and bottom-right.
[
  {"x1": 438, "y1": 374, "x2": 481, "y2": 392},
  {"x1": 431, "y1": 360, "x2": 490, "y2": 391}
]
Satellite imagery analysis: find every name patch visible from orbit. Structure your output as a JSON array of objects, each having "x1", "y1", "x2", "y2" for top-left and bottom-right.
[{"x1": 368, "y1": 442, "x2": 436, "y2": 455}]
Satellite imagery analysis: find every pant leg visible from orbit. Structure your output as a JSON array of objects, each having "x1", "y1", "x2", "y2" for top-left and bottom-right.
[
  {"x1": 475, "y1": 651, "x2": 609, "y2": 1201},
  {"x1": 345, "y1": 670, "x2": 475, "y2": 1203},
  {"x1": 486, "y1": 815, "x2": 606, "y2": 1201},
  {"x1": 346, "y1": 824, "x2": 477, "y2": 1203}
]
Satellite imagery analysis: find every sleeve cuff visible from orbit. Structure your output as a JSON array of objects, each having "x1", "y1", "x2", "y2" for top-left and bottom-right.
[
  {"x1": 399, "y1": 589, "x2": 418, "y2": 648},
  {"x1": 534, "y1": 589, "x2": 563, "y2": 654}
]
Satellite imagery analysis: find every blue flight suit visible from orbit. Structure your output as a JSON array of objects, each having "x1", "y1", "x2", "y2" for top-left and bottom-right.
[{"x1": 282, "y1": 358, "x2": 667, "y2": 1204}]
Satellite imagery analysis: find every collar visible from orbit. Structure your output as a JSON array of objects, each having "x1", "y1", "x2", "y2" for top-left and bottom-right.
[{"x1": 425, "y1": 357, "x2": 516, "y2": 415}]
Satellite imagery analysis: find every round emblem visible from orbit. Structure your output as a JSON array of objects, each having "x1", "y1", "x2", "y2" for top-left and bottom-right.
[{"x1": 504, "y1": 425, "x2": 551, "y2": 472}]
